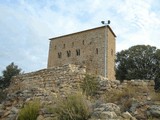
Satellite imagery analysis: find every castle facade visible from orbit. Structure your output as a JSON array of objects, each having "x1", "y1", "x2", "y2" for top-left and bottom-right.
[{"x1": 48, "y1": 25, "x2": 116, "y2": 80}]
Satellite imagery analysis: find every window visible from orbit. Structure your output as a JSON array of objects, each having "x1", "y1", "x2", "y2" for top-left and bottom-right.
[
  {"x1": 67, "y1": 50, "x2": 71, "y2": 57},
  {"x1": 82, "y1": 40, "x2": 84, "y2": 45},
  {"x1": 96, "y1": 48, "x2": 98, "y2": 54},
  {"x1": 76, "y1": 49, "x2": 80, "y2": 56},
  {"x1": 111, "y1": 49, "x2": 113, "y2": 56},
  {"x1": 72, "y1": 42, "x2": 74, "y2": 47},
  {"x1": 63, "y1": 44, "x2": 65, "y2": 49},
  {"x1": 58, "y1": 52, "x2": 62, "y2": 58},
  {"x1": 55, "y1": 45, "x2": 56, "y2": 50}
]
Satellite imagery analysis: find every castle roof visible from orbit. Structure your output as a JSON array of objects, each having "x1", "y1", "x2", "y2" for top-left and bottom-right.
[{"x1": 49, "y1": 25, "x2": 116, "y2": 40}]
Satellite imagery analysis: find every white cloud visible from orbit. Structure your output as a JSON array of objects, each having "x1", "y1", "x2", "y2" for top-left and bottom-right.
[
  {"x1": 114, "y1": 0, "x2": 160, "y2": 51},
  {"x1": 0, "y1": 0, "x2": 160, "y2": 73}
]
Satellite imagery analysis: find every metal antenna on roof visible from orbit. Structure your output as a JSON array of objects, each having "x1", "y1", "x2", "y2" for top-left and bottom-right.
[
  {"x1": 101, "y1": 21, "x2": 105, "y2": 24},
  {"x1": 108, "y1": 20, "x2": 110, "y2": 24},
  {"x1": 101, "y1": 20, "x2": 111, "y2": 25}
]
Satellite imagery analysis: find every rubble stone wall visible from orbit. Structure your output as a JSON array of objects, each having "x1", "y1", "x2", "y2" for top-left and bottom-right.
[
  {"x1": 9, "y1": 64, "x2": 86, "y2": 93},
  {"x1": 9, "y1": 64, "x2": 154, "y2": 94}
]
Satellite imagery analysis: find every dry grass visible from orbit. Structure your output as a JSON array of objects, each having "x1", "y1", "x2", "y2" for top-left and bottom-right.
[
  {"x1": 104, "y1": 84, "x2": 140, "y2": 112},
  {"x1": 150, "y1": 92, "x2": 160, "y2": 101},
  {"x1": 105, "y1": 84, "x2": 137, "y2": 103},
  {"x1": 51, "y1": 92, "x2": 91, "y2": 120},
  {"x1": 18, "y1": 99, "x2": 40, "y2": 120},
  {"x1": 80, "y1": 74, "x2": 99, "y2": 97}
]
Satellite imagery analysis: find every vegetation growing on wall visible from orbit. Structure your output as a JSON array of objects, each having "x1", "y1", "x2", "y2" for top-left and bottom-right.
[{"x1": 80, "y1": 74, "x2": 99, "y2": 96}]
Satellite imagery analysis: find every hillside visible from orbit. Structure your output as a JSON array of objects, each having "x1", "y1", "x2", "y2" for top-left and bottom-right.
[{"x1": 0, "y1": 64, "x2": 160, "y2": 120}]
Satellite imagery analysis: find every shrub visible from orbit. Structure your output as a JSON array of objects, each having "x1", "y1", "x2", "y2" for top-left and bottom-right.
[
  {"x1": 52, "y1": 93, "x2": 91, "y2": 120},
  {"x1": 105, "y1": 84, "x2": 136, "y2": 103},
  {"x1": 150, "y1": 92, "x2": 160, "y2": 101},
  {"x1": 105, "y1": 84, "x2": 137, "y2": 112},
  {"x1": 81, "y1": 74, "x2": 99, "y2": 96},
  {"x1": 154, "y1": 77, "x2": 160, "y2": 92},
  {"x1": 2, "y1": 62, "x2": 21, "y2": 88},
  {"x1": 0, "y1": 89, "x2": 7, "y2": 103},
  {"x1": 18, "y1": 100, "x2": 40, "y2": 120}
]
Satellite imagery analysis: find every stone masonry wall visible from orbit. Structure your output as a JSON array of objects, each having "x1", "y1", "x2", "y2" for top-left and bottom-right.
[
  {"x1": 8, "y1": 64, "x2": 86, "y2": 94},
  {"x1": 8, "y1": 64, "x2": 154, "y2": 94}
]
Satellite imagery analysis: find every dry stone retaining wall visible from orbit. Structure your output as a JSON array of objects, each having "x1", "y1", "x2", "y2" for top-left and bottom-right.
[
  {"x1": 8, "y1": 64, "x2": 155, "y2": 94},
  {"x1": 8, "y1": 64, "x2": 86, "y2": 94}
]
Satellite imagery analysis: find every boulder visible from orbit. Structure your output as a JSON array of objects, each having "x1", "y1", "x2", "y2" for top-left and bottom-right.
[
  {"x1": 37, "y1": 115, "x2": 45, "y2": 120},
  {"x1": 101, "y1": 103, "x2": 121, "y2": 115},
  {"x1": 11, "y1": 107, "x2": 18, "y2": 114},
  {"x1": 122, "y1": 111, "x2": 136, "y2": 120},
  {"x1": 100, "y1": 111, "x2": 117, "y2": 119},
  {"x1": 92, "y1": 103, "x2": 121, "y2": 119},
  {"x1": 147, "y1": 105, "x2": 160, "y2": 118}
]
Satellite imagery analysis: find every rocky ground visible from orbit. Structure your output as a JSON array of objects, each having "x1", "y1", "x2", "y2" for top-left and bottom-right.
[{"x1": 0, "y1": 76, "x2": 160, "y2": 120}]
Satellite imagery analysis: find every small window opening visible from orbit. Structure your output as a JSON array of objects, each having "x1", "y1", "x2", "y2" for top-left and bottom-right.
[
  {"x1": 72, "y1": 42, "x2": 74, "y2": 47},
  {"x1": 58, "y1": 52, "x2": 62, "y2": 58},
  {"x1": 96, "y1": 48, "x2": 98, "y2": 54},
  {"x1": 76, "y1": 49, "x2": 80, "y2": 56},
  {"x1": 63, "y1": 44, "x2": 65, "y2": 49},
  {"x1": 111, "y1": 49, "x2": 113, "y2": 56},
  {"x1": 55, "y1": 45, "x2": 56, "y2": 50},
  {"x1": 67, "y1": 50, "x2": 71, "y2": 57},
  {"x1": 82, "y1": 40, "x2": 84, "y2": 45}
]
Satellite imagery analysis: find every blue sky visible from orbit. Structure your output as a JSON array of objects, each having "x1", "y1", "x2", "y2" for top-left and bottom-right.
[{"x1": 0, "y1": 0, "x2": 160, "y2": 73}]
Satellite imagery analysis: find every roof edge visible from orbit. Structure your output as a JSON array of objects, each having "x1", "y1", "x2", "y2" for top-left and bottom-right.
[{"x1": 49, "y1": 25, "x2": 116, "y2": 40}]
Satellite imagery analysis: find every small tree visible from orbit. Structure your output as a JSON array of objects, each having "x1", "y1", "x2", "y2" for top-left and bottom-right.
[
  {"x1": 1, "y1": 62, "x2": 21, "y2": 88},
  {"x1": 116, "y1": 45, "x2": 160, "y2": 80},
  {"x1": 154, "y1": 49, "x2": 160, "y2": 92}
]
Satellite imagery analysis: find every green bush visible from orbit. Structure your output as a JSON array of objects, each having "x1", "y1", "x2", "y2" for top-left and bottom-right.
[
  {"x1": 18, "y1": 100, "x2": 40, "y2": 120},
  {"x1": 0, "y1": 90, "x2": 7, "y2": 103},
  {"x1": 52, "y1": 93, "x2": 91, "y2": 120},
  {"x1": 81, "y1": 74, "x2": 99, "y2": 96}
]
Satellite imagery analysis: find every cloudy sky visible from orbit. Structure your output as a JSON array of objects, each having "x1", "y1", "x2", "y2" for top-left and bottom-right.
[{"x1": 0, "y1": 0, "x2": 160, "y2": 73}]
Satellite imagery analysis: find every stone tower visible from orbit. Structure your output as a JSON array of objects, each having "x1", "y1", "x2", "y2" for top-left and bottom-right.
[{"x1": 48, "y1": 25, "x2": 116, "y2": 80}]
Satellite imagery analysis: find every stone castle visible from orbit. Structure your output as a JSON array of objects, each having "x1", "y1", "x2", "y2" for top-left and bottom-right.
[
  {"x1": 2, "y1": 25, "x2": 158, "y2": 120},
  {"x1": 48, "y1": 25, "x2": 116, "y2": 80}
]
